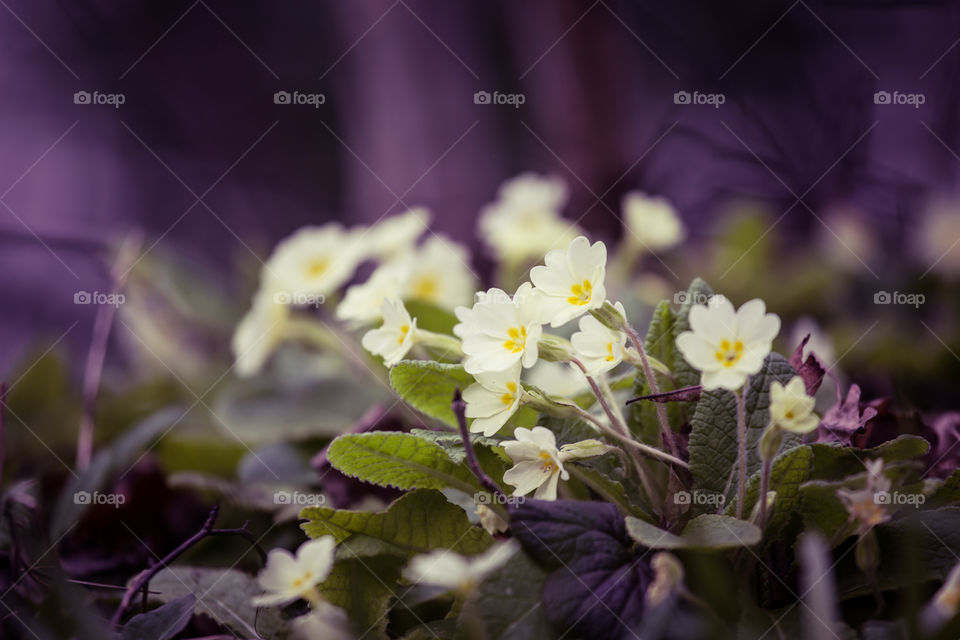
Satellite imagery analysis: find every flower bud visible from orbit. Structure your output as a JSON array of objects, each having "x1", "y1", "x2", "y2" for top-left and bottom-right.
[
  {"x1": 758, "y1": 426, "x2": 784, "y2": 462},
  {"x1": 855, "y1": 528, "x2": 880, "y2": 576},
  {"x1": 537, "y1": 334, "x2": 575, "y2": 362},
  {"x1": 589, "y1": 301, "x2": 628, "y2": 332}
]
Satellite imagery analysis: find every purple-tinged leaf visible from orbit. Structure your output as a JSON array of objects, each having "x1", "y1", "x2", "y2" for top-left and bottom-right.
[
  {"x1": 815, "y1": 383, "x2": 878, "y2": 446},
  {"x1": 789, "y1": 334, "x2": 827, "y2": 396}
]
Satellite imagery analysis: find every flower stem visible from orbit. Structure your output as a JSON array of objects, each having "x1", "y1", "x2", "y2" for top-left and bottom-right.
[
  {"x1": 623, "y1": 325, "x2": 680, "y2": 458},
  {"x1": 451, "y1": 390, "x2": 509, "y2": 521},
  {"x1": 569, "y1": 405, "x2": 688, "y2": 468},
  {"x1": 736, "y1": 382, "x2": 748, "y2": 519}
]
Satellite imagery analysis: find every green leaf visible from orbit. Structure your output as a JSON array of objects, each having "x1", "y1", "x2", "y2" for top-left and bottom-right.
[
  {"x1": 929, "y1": 468, "x2": 960, "y2": 507},
  {"x1": 688, "y1": 353, "x2": 798, "y2": 498},
  {"x1": 409, "y1": 429, "x2": 508, "y2": 464},
  {"x1": 300, "y1": 489, "x2": 493, "y2": 556},
  {"x1": 404, "y1": 299, "x2": 458, "y2": 335},
  {"x1": 319, "y1": 555, "x2": 403, "y2": 640},
  {"x1": 326, "y1": 432, "x2": 482, "y2": 495},
  {"x1": 121, "y1": 594, "x2": 195, "y2": 640},
  {"x1": 390, "y1": 361, "x2": 475, "y2": 427},
  {"x1": 625, "y1": 514, "x2": 761, "y2": 549}
]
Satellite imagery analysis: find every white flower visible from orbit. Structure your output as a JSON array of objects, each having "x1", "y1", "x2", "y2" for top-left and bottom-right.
[
  {"x1": 476, "y1": 504, "x2": 508, "y2": 535},
  {"x1": 404, "y1": 541, "x2": 517, "y2": 593},
  {"x1": 530, "y1": 236, "x2": 607, "y2": 327},
  {"x1": 399, "y1": 235, "x2": 476, "y2": 309},
  {"x1": 675, "y1": 297, "x2": 780, "y2": 390},
  {"x1": 232, "y1": 289, "x2": 291, "y2": 377},
  {"x1": 361, "y1": 298, "x2": 417, "y2": 367},
  {"x1": 264, "y1": 223, "x2": 360, "y2": 298},
  {"x1": 525, "y1": 361, "x2": 588, "y2": 397},
  {"x1": 571, "y1": 301, "x2": 627, "y2": 375},
  {"x1": 463, "y1": 363, "x2": 523, "y2": 436},
  {"x1": 457, "y1": 283, "x2": 542, "y2": 374},
  {"x1": 837, "y1": 459, "x2": 892, "y2": 535},
  {"x1": 253, "y1": 536, "x2": 336, "y2": 607},
  {"x1": 622, "y1": 192, "x2": 686, "y2": 251},
  {"x1": 502, "y1": 427, "x2": 611, "y2": 500},
  {"x1": 479, "y1": 173, "x2": 582, "y2": 263},
  {"x1": 291, "y1": 602, "x2": 353, "y2": 640},
  {"x1": 363, "y1": 207, "x2": 430, "y2": 260},
  {"x1": 789, "y1": 316, "x2": 836, "y2": 366},
  {"x1": 769, "y1": 376, "x2": 819, "y2": 434},
  {"x1": 336, "y1": 262, "x2": 407, "y2": 326}
]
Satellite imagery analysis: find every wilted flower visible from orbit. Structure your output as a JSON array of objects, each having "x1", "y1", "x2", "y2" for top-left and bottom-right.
[
  {"x1": 675, "y1": 297, "x2": 780, "y2": 390},
  {"x1": 360, "y1": 298, "x2": 417, "y2": 367},
  {"x1": 769, "y1": 376, "x2": 820, "y2": 434},
  {"x1": 502, "y1": 427, "x2": 612, "y2": 500},
  {"x1": 264, "y1": 223, "x2": 360, "y2": 298},
  {"x1": 571, "y1": 301, "x2": 627, "y2": 375},
  {"x1": 463, "y1": 363, "x2": 523, "y2": 436},
  {"x1": 530, "y1": 236, "x2": 607, "y2": 327},
  {"x1": 253, "y1": 536, "x2": 336, "y2": 606},
  {"x1": 232, "y1": 289, "x2": 291, "y2": 377},
  {"x1": 622, "y1": 192, "x2": 686, "y2": 251},
  {"x1": 404, "y1": 541, "x2": 517, "y2": 593},
  {"x1": 836, "y1": 459, "x2": 892, "y2": 536},
  {"x1": 457, "y1": 283, "x2": 543, "y2": 374}
]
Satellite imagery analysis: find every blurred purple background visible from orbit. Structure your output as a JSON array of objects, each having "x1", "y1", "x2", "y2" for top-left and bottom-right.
[{"x1": 3, "y1": 0, "x2": 960, "y2": 373}]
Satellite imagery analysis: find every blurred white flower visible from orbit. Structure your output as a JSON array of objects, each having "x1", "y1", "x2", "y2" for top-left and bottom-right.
[
  {"x1": 457, "y1": 283, "x2": 542, "y2": 374},
  {"x1": 463, "y1": 363, "x2": 523, "y2": 437},
  {"x1": 622, "y1": 192, "x2": 686, "y2": 251},
  {"x1": 571, "y1": 301, "x2": 627, "y2": 375},
  {"x1": 789, "y1": 316, "x2": 836, "y2": 366},
  {"x1": 502, "y1": 427, "x2": 611, "y2": 500},
  {"x1": 917, "y1": 202, "x2": 960, "y2": 277},
  {"x1": 837, "y1": 459, "x2": 892, "y2": 535},
  {"x1": 530, "y1": 236, "x2": 607, "y2": 327},
  {"x1": 400, "y1": 235, "x2": 476, "y2": 309},
  {"x1": 479, "y1": 173, "x2": 581, "y2": 263},
  {"x1": 336, "y1": 263, "x2": 408, "y2": 326},
  {"x1": 361, "y1": 298, "x2": 417, "y2": 367},
  {"x1": 253, "y1": 536, "x2": 336, "y2": 607},
  {"x1": 363, "y1": 207, "x2": 430, "y2": 260},
  {"x1": 291, "y1": 602, "x2": 354, "y2": 640},
  {"x1": 404, "y1": 541, "x2": 517, "y2": 593},
  {"x1": 264, "y1": 223, "x2": 360, "y2": 298},
  {"x1": 476, "y1": 503, "x2": 509, "y2": 535},
  {"x1": 525, "y1": 360, "x2": 587, "y2": 397},
  {"x1": 676, "y1": 297, "x2": 780, "y2": 390},
  {"x1": 232, "y1": 289, "x2": 291, "y2": 377},
  {"x1": 769, "y1": 376, "x2": 819, "y2": 434}
]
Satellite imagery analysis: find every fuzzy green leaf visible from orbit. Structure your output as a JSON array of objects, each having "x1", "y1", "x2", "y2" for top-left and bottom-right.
[
  {"x1": 319, "y1": 555, "x2": 403, "y2": 640},
  {"x1": 390, "y1": 361, "x2": 475, "y2": 427}
]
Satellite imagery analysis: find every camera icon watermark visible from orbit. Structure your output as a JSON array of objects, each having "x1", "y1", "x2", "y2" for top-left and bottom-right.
[
  {"x1": 673, "y1": 490, "x2": 725, "y2": 507},
  {"x1": 873, "y1": 90, "x2": 925, "y2": 109},
  {"x1": 273, "y1": 490, "x2": 326, "y2": 506},
  {"x1": 475, "y1": 290, "x2": 521, "y2": 305},
  {"x1": 473, "y1": 90, "x2": 525, "y2": 108},
  {"x1": 474, "y1": 492, "x2": 525, "y2": 506},
  {"x1": 273, "y1": 90, "x2": 326, "y2": 108},
  {"x1": 873, "y1": 290, "x2": 924, "y2": 308},
  {"x1": 74, "y1": 291, "x2": 125, "y2": 307},
  {"x1": 74, "y1": 490, "x2": 126, "y2": 507},
  {"x1": 273, "y1": 290, "x2": 325, "y2": 307},
  {"x1": 674, "y1": 291, "x2": 727, "y2": 306},
  {"x1": 673, "y1": 90, "x2": 725, "y2": 109},
  {"x1": 873, "y1": 490, "x2": 925, "y2": 507},
  {"x1": 73, "y1": 90, "x2": 125, "y2": 109}
]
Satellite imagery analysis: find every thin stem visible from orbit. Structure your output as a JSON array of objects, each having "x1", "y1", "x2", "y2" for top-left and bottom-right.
[
  {"x1": 569, "y1": 405, "x2": 688, "y2": 469},
  {"x1": 623, "y1": 326, "x2": 680, "y2": 458},
  {"x1": 452, "y1": 390, "x2": 509, "y2": 521},
  {"x1": 736, "y1": 383, "x2": 748, "y2": 519}
]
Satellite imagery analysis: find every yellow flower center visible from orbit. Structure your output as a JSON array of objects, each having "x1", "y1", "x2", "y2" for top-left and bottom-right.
[
  {"x1": 605, "y1": 342, "x2": 615, "y2": 362},
  {"x1": 503, "y1": 326, "x2": 527, "y2": 353},
  {"x1": 410, "y1": 275, "x2": 439, "y2": 300},
  {"x1": 306, "y1": 258, "x2": 330, "y2": 279},
  {"x1": 500, "y1": 381, "x2": 518, "y2": 405},
  {"x1": 567, "y1": 280, "x2": 593, "y2": 306},
  {"x1": 292, "y1": 572, "x2": 312, "y2": 588},
  {"x1": 714, "y1": 339, "x2": 744, "y2": 368},
  {"x1": 398, "y1": 324, "x2": 410, "y2": 345},
  {"x1": 538, "y1": 450, "x2": 557, "y2": 472},
  {"x1": 784, "y1": 410, "x2": 795, "y2": 420}
]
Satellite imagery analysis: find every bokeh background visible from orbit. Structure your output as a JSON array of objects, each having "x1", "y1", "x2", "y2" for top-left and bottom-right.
[{"x1": 3, "y1": 0, "x2": 960, "y2": 406}]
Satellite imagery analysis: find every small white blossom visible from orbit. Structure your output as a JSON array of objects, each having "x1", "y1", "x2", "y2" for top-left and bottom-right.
[
  {"x1": 530, "y1": 236, "x2": 607, "y2": 327},
  {"x1": 479, "y1": 173, "x2": 582, "y2": 263},
  {"x1": 264, "y1": 223, "x2": 360, "y2": 299},
  {"x1": 363, "y1": 207, "x2": 430, "y2": 260},
  {"x1": 463, "y1": 363, "x2": 523, "y2": 437},
  {"x1": 571, "y1": 301, "x2": 627, "y2": 375},
  {"x1": 502, "y1": 427, "x2": 611, "y2": 500},
  {"x1": 291, "y1": 602, "x2": 353, "y2": 640},
  {"x1": 476, "y1": 504, "x2": 509, "y2": 535},
  {"x1": 361, "y1": 298, "x2": 417, "y2": 367},
  {"x1": 404, "y1": 541, "x2": 517, "y2": 593},
  {"x1": 457, "y1": 283, "x2": 543, "y2": 374},
  {"x1": 253, "y1": 536, "x2": 336, "y2": 607},
  {"x1": 837, "y1": 459, "x2": 892, "y2": 535},
  {"x1": 769, "y1": 376, "x2": 819, "y2": 434},
  {"x1": 399, "y1": 235, "x2": 476, "y2": 309},
  {"x1": 525, "y1": 361, "x2": 588, "y2": 397},
  {"x1": 336, "y1": 263, "x2": 407, "y2": 326},
  {"x1": 675, "y1": 297, "x2": 780, "y2": 390},
  {"x1": 232, "y1": 289, "x2": 291, "y2": 377},
  {"x1": 622, "y1": 192, "x2": 686, "y2": 251}
]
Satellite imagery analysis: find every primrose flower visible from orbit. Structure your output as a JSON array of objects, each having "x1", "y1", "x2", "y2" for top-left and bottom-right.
[
  {"x1": 291, "y1": 602, "x2": 353, "y2": 640},
  {"x1": 336, "y1": 262, "x2": 408, "y2": 326},
  {"x1": 457, "y1": 283, "x2": 543, "y2": 374},
  {"x1": 502, "y1": 427, "x2": 612, "y2": 500},
  {"x1": 232, "y1": 289, "x2": 291, "y2": 377},
  {"x1": 404, "y1": 541, "x2": 517, "y2": 593},
  {"x1": 571, "y1": 301, "x2": 627, "y2": 375},
  {"x1": 253, "y1": 536, "x2": 336, "y2": 606},
  {"x1": 400, "y1": 235, "x2": 476, "y2": 309},
  {"x1": 361, "y1": 298, "x2": 417, "y2": 367},
  {"x1": 263, "y1": 223, "x2": 360, "y2": 299},
  {"x1": 479, "y1": 173, "x2": 582, "y2": 263},
  {"x1": 769, "y1": 376, "x2": 819, "y2": 434},
  {"x1": 363, "y1": 207, "x2": 430, "y2": 260},
  {"x1": 675, "y1": 297, "x2": 780, "y2": 390},
  {"x1": 622, "y1": 192, "x2": 686, "y2": 251},
  {"x1": 530, "y1": 236, "x2": 607, "y2": 327},
  {"x1": 837, "y1": 459, "x2": 892, "y2": 535},
  {"x1": 462, "y1": 363, "x2": 523, "y2": 436}
]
